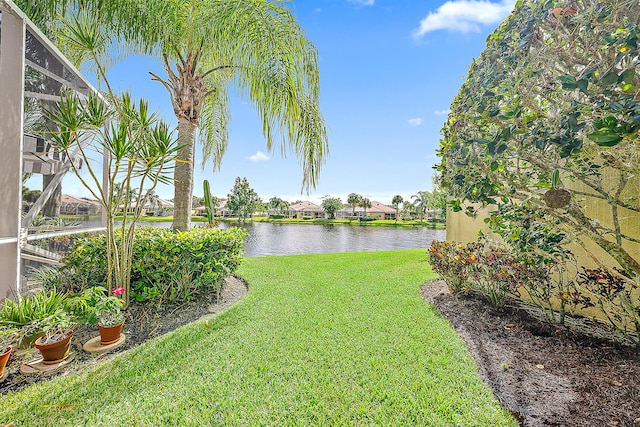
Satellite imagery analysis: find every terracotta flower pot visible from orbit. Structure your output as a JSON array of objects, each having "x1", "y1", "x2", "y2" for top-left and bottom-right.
[
  {"x1": 35, "y1": 331, "x2": 73, "y2": 365},
  {"x1": 98, "y1": 322, "x2": 124, "y2": 345},
  {"x1": 0, "y1": 346, "x2": 12, "y2": 375}
]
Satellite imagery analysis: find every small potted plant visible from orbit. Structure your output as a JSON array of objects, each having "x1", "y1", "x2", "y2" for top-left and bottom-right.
[
  {"x1": 33, "y1": 310, "x2": 75, "y2": 364},
  {"x1": 73, "y1": 286, "x2": 125, "y2": 345},
  {"x1": 0, "y1": 327, "x2": 18, "y2": 376},
  {"x1": 96, "y1": 287, "x2": 125, "y2": 345}
]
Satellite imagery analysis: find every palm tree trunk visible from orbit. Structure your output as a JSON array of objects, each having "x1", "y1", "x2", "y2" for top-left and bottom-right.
[{"x1": 172, "y1": 117, "x2": 197, "y2": 231}]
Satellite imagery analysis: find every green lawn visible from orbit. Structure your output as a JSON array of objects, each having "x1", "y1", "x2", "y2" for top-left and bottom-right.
[{"x1": 0, "y1": 250, "x2": 516, "y2": 426}]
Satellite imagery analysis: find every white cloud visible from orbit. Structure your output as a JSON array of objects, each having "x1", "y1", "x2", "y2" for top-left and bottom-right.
[
  {"x1": 348, "y1": 0, "x2": 374, "y2": 6},
  {"x1": 408, "y1": 118, "x2": 423, "y2": 126},
  {"x1": 413, "y1": 0, "x2": 516, "y2": 37},
  {"x1": 434, "y1": 109, "x2": 451, "y2": 115},
  {"x1": 247, "y1": 151, "x2": 270, "y2": 163}
]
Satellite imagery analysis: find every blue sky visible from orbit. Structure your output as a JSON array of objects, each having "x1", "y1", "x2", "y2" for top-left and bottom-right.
[{"x1": 57, "y1": 0, "x2": 516, "y2": 205}]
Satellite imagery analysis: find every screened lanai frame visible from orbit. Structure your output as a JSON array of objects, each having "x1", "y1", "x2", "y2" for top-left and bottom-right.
[{"x1": 0, "y1": 0, "x2": 107, "y2": 299}]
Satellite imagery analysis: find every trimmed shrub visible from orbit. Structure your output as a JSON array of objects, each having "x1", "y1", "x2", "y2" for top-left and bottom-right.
[
  {"x1": 61, "y1": 227, "x2": 247, "y2": 303},
  {"x1": 269, "y1": 214, "x2": 285, "y2": 219}
]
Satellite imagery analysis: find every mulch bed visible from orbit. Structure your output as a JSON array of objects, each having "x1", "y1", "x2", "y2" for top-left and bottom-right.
[
  {"x1": 0, "y1": 276, "x2": 248, "y2": 396},
  {"x1": 423, "y1": 280, "x2": 640, "y2": 427}
]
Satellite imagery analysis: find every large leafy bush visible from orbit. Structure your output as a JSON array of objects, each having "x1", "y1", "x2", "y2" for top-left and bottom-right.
[
  {"x1": 62, "y1": 227, "x2": 247, "y2": 303},
  {"x1": 438, "y1": 0, "x2": 640, "y2": 277}
]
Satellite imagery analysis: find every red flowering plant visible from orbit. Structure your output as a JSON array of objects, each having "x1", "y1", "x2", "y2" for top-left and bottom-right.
[{"x1": 69, "y1": 286, "x2": 124, "y2": 327}]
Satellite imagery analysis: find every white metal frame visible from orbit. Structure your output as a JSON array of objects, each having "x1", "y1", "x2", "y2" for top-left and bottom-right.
[{"x1": 0, "y1": 0, "x2": 106, "y2": 299}]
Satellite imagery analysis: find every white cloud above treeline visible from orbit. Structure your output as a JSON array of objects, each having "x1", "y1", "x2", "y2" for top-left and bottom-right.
[
  {"x1": 434, "y1": 109, "x2": 451, "y2": 115},
  {"x1": 247, "y1": 151, "x2": 270, "y2": 163},
  {"x1": 414, "y1": 0, "x2": 516, "y2": 37},
  {"x1": 408, "y1": 118, "x2": 423, "y2": 126}
]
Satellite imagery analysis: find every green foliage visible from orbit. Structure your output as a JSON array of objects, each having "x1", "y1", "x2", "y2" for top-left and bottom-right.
[
  {"x1": 267, "y1": 197, "x2": 289, "y2": 216},
  {"x1": 575, "y1": 267, "x2": 640, "y2": 344},
  {"x1": 268, "y1": 214, "x2": 285, "y2": 219},
  {"x1": 28, "y1": 266, "x2": 64, "y2": 291},
  {"x1": 346, "y1": 193, "x2": 362, "y2": 215},
  {"x1": 429, "y1": 240, "x2": 640, "y2": 344},
  {"x1": 45, "y1": 89, "x2": 180, "y2": 306},
  {"x1": 438, "y1": 0, "x2": 640, "y2": 278},
  {"x1": 202, "y1": 179, "x2": 218, "y2": 227},
  {"x1": 62, "y1": 227, "x2": 247, "y2": 304},
  {"x1": 0, "y1": 250, "x2": 517, "y2": 426},
  {"x1": 428, "y1": 240, "x2": 573, "y2": 319},
  {"x1": 321, "y1": 197, "x2": 342, "y2": 219},
  {"x1": 0, "y1": 289, "x2": 73, "y2": 346},
  {"x1": 67, "y1": 286, "x2": 124, "y2": 327},
  {"x1": 227, "y1": 177, "x2": 261, "y2": 222},
  {"x1": 0, "y1": 289, "x2": 69, "y2": 328},
  {"x1": 0, "y1": 327, "x2": 19, "y2": 354}
]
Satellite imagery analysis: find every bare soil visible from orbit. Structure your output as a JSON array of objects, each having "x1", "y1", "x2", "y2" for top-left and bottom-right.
[
  {"x1": 0, "y1": 276, "x2": 248, "y2": 396},
  {"x1": 423, "y1": 280, "x2": 640, "y2": 427}
]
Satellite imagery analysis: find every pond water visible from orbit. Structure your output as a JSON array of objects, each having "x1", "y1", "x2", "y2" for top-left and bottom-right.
[
  {"x1": 81, "y1": 220, "x2": 446, "y2": 257},
  {"x1": 217, "y1": 222, "x2": 446, "y2": 257}
]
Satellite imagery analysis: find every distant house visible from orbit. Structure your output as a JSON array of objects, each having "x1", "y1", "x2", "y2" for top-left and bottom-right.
[
  {"x1": 117, "y1": 198, "x2": 173, "y2": 216},
  {"x1": 147, "y1": 198, "x2": 173, "y2": 216},
  {"x1": 61, "y1": 194, "x2": 101, "y2": 215},
  {"x1": 336, "y1": 201, "x2": 396, "y2": 220},
  {"x1": 193, "y1": 199, "x2": 231, "y2": 217},
  {"x1": 288, "y1": 201, "x2": 324, "y2": 219}
]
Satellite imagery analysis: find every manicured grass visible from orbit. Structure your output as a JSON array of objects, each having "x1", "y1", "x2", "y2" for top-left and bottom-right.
[{"x1": 0, "y1": 250, "x2": 515, "y2": 426}]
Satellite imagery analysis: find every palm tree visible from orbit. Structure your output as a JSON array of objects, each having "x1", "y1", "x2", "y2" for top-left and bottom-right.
[
  {"x1": 28, "y1": 0, "x2": 328, "y2": 231},
  {"x1": 347, "y1": 193, "x2": 362, "y2": 217},
  {"x1": 268, "y1": 197, "x2": 288, "y2": 216},
  {"x1": 359, "y1": 197, "x2": 371, "y2": 218},
  {"x1": 391, "y1": 195, "x2": 403, "y2": 222},
  {"x1": 144, "y1": 189, "x2": 161, "y2": 215},
  {"x1": 412, "y1": 191, "x2": 431, "y2": 221}
]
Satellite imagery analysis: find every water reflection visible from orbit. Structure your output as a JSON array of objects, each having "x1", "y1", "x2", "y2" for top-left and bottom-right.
[
  {"x1": 219, "y1": 222, "x2": 446, "y2": 257},
  {"x1": 83, "y1": 220, "x2": 446, "y2": 257}
]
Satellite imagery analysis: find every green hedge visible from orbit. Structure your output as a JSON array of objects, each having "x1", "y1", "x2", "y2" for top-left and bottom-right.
[{"x1": 61, "y1": 227, "x2": 247, "y2": 303}]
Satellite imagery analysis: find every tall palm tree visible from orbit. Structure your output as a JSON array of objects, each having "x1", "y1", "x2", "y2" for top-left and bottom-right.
[
  {"x1": 25, "y1": 0, "x2": 328, "y2": 231},
  {"x1": 391, "y1": 194, "x2": 403, "y2": 222},
  {"x1": 412, "y1": 191, "x2": 431, "y2": 221},
  {"x1": 347, "y1": 193, "x2": 362, "y2": 217},
  {"x1": 359, "y1": 197, "x2": 371, "y2": 218}
]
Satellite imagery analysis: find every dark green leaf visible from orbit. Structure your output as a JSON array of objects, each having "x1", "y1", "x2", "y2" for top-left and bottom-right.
[
  {"x1": 619, "y1": 69, "x2": 635, "y2": 84},
  {"x1": 594, "y1": 116, "x2": 618, "y2": 130},
  {"x1": 577, "y1": 79, "x2": 589, "y2": 93},
  {"x1": 587, "y1": 131, "x2": 623, "y2": 146},
  {"x1": 551, "y1": 169, "x2": 560, "y2": 189},
  {"x1": 598, "y1": 71, "x2": 618, "y2": 86},
  {"x1": 557, "y1": 75, "x2": 576, "y2": 84}
]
